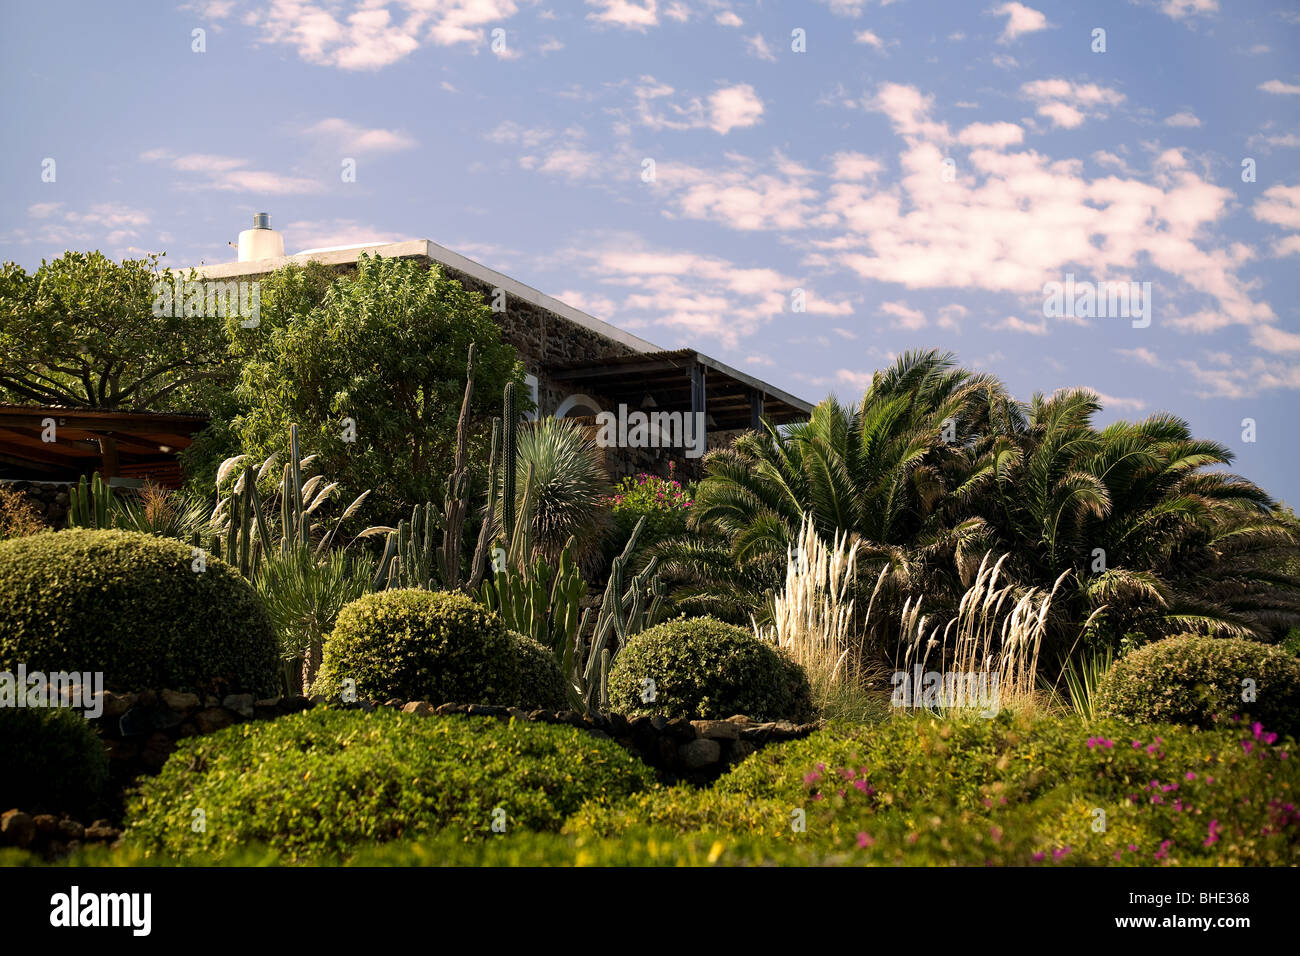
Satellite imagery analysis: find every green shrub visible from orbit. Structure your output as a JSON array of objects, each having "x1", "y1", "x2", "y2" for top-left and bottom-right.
[
  {"x1": 0, "y1": 707, "x2": 109, "y2": 814},
  {"x1": 123, "y1": 708, "x2": 655, "y2": 861},
  {"x1": 511, "y1": 631, "x2": 567, "y2": 710},
  {"x1": 0, "y1": 529, "x2": 277, "y2": 696},
  {"x1": 564, "y1": 787, "x2": 792, "y2": 841},
  {"x1": 1096, "y1": 635, "x2": 1300, "y2": 736},
  {"x1": 312, "y1": 589, "x2": 534, "y2": 705},
  {"x1": 710, "y1": 712, "x2": 1300, "y2": 865},
  {"x1": 606, "y1": 616, "x2": 815, "y2": 721}
]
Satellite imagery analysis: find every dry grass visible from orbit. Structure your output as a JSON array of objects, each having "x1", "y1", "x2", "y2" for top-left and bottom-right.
[
  {"x1": 756, "y1": 517, "x2": 887, "y2": 721},
  {"x1": 892, "y1": 552, "x2": 1066, "y2": 715}
]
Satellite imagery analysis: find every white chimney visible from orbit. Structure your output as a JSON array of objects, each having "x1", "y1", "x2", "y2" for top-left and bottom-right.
[{"x1": 237, "y1": 213, "x2": 285, "y2": 262}]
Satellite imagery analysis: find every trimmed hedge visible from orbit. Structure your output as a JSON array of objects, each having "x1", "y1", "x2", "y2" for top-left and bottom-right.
[
  {"x1": 511, "y1": 631, "x2": 567, "y2": 711},
  {"x1": 0, "y1": 529, "x2": 277, "y2": 696},
  {"x1": 123, "y1": 708, "x2": 656, "y2": 861},
  {"x1": 606, "y1": 616, "x2": 815, "y2": 722},
  {"x1": 312, "y1": 589, "x2": 541, "y2": 706},
  {"x1": 0, "y1": 706, "x2": 109, "y2": 814},
  {"x1": 1096, "y1": 635, "x2": 1300, "y2": 737}
]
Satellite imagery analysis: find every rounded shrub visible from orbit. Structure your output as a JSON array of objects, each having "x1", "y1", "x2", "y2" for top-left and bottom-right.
[
  {"x1": 313, "y1": 589, "x2": 531, "y2": 705},
  {"x1": 1096, "y1": 635, "x2": 1300, "y2": 736},
  {"x1": 606, "y1": 616, "x2": 815, "y2": 722},
  {"x1": 0, "y1": 707, "x2": 109, "y2": 814},
  {"x1": 0, "y1": 529, "x2": 277, "y2": 696},
  {"x1": 511, "y1": 632, "x2": 567, "y2": 710},
  {"x1": 123, "y1": 707, "x2": 656, "y2": 861}
]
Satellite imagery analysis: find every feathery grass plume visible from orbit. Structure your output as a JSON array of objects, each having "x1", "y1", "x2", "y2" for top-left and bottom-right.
[{"x1": 756, "y1": 515, "x2": 884, "y2": 720}]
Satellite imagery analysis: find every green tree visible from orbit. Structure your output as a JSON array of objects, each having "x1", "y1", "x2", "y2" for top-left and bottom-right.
[
  {"x1": 0, "y1": 251, "x2": 228, "y2": 411},
  {"x1": 232, "y1": 254, "x2": 523, "y2": 524}
]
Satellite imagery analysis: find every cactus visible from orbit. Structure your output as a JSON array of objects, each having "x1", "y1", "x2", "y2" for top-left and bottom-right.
[
  {"x1": 438, "y1": 344, "x2": 477, "y2": 590},
  {"x1": 388, "y1": 501, "x2": 439, "y2": 590},
  {"x1": 480, "y1": 534, "x2": 587, "y2": 655},
  {"x1": 501, "y1": 381, "x2": 517, "y2": 544},
  {"x1": 566, "y1": 515, "x2": 666, "y2": 712},
  {"x1": 67, "y1": 472, "x2": 115, "y2": 529},
  {"x1": 467, "y1": 417, "x2": 501, "y2": 592}
]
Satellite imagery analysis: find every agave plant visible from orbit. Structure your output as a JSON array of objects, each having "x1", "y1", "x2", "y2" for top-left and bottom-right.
[
  {"x1": 255, "y1": 544, "x2": 375, "y2": 695},
  {"x1": 112, "y1": 481, "x2": 210, "y2": 540}
]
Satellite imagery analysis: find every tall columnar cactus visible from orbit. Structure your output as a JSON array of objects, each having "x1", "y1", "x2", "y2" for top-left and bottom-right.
[
  {"x1": 389, "y1": 501, "x2": 439, "y2": 590},
  {"x1": 467, "y1": 416, "x2": 501, "y2": 592},
  {"x1": 566, "y1": 516, "x2": 666, "y2": 712},
  {"x1": 67, "y1": 473, "x2": 115, "y2": 529},
  {"x1": 501, "y1": 380, "x2": 517, "y2": 545},
  {"x1": 439, "y1": 343, "x2": 477, "y2": 590}
]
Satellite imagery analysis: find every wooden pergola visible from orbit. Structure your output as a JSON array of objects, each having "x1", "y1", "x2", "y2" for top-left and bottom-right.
[
  {"x1": 0, "y1": 405, "x2": 209, "y2": 486},
  {"x1": 547, "y1": 348, "x2": 813, "y2": 431}
]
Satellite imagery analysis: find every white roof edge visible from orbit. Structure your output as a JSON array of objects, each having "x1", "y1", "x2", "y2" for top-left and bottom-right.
[{"x1": 181, "y1": 239, "x2": 661, "y2": 354}]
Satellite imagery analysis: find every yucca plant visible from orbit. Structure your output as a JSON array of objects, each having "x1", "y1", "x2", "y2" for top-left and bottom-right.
[
  {"x1": 503, "y1": 416, "x2": 611, "y2": 567},
  {"x1": 1058, "y1": 646, "x2": 1114, "y2": 721}
]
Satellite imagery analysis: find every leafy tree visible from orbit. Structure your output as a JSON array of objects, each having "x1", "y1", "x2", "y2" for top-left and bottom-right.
[
  {"x1": 0, "y1": 251, "x2": 227, "y2": 410},
  {"x1": 232, "y1": 254, "x2": 524, "y2": 524}
]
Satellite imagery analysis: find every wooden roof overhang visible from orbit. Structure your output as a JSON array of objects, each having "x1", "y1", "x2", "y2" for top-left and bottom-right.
[
  {"x1": 0, "y1": 405, "x2": 209, "y2": 482},
  {"x1": 546, "y1": 349, "x2": 813, "y2": 430}
]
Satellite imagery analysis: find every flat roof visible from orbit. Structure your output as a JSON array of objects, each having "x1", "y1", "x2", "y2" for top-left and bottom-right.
[{"x1": 185, "y1": 239, "x2": 662, "y2": 355}]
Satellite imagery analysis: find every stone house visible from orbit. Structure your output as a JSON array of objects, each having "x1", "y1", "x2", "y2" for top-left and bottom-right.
[{"x1": 186, "y1": 222, "x2": 813, "y2": 481}]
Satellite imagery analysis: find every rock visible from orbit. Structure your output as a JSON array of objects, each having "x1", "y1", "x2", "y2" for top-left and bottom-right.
[
  {"x1": 117, "y1": 706, "x2": 155, "y2": 737},
  {"x1": 0, "y1": 810, "x2": 35, "y2": 848},
  {"x1": 731, "y1": 740, "x2": 756, "y2": 760},
  {"x1": 384, "y1": 698, "x2": 404, "y2": 709},
  {"x1": 527, "y1": 709, "x2": 550, "y2": 722},
  {"x1": 506, "y1": 708, "x2": 530, "y2": 721},
  {"x1": 678, "y1": 738, "x2": 722, "y2": 769},
  {"x1": 32, "y1": 814, "x2": 59, "y2": 835},
  {"x1": 434, "y1": 703, "x2": 461, "y2": 716},
  {"x1": 221, "y1": 694, "x2": 255, "y2": 718},
  {"x1": 103, "y1": 738, "x2": 139, "y2": 761},
  {"x1": 650, "y1": 715, "x2": 670, "y2": 732},
  {"x1": 666, "y1": 717, "x2": 696, "y2": 741},
  {"x1": 84, "y1": 825, "x2": 119, "y2": 843},
  {"x1": 557, "y1": 710, "x2": 585, "y2": 727},
  {"x1": 401, "y1": 701, "x2": 434, "y2": 716},
  {"x1": 99, "y1": 691, "x2": 135, "y2": 721},
  {"x1": 160, "y1": 689, "x2": 201, "y2": 711},
  {"x1": 193, "y1": 708, "x2": 234, "y2": 734},
  {"x1": 607, "y1": 713, "x2": 631, "y2": 737},
  {"x1": 467, "y1": 704, "x2": 507, "y2": 717},
  {"x1": 204, "y1": 695, "x2": 220, "y2": 709},
  {"x1": 57, "y1": 819, "x2": 84, "y2": 841},
  {"x1": 150, "y1": 707, "x2": 183, "y2": 730},
  {"x1": 140, "y1": 732, "x2": 175, "y2": 772},
  {"x1": 771, "y1": 721, "x2": 799, "y2": 735},
  {"x1": 691, "y1": 719, "x2": 739, "y2": 740},
  {"x1": 726, "y1": 714, "x2": 754, "y2": 724}
]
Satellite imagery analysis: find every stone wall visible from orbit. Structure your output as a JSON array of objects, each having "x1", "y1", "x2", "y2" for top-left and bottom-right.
[{"x1": 0, "y1": 480, "x2": 71, "y2": 529}]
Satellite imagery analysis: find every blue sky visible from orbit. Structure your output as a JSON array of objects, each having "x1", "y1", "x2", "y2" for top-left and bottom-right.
[{"x1": 2, "y1": 0, "x2": 1298, "y2": 501}]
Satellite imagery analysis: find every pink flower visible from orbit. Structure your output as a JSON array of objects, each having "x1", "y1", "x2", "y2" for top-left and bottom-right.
[
  {"x1": 1204, "y1": 819, "x2": 1221, "y2": 847},
  {"x1": 857, "y1": 832, "x2": 875, "y2": 848}
]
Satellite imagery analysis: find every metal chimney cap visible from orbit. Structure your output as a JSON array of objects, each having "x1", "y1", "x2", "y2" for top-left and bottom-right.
[{"x1": 252, "y1": 213, "x2": 271, "y2": 230}]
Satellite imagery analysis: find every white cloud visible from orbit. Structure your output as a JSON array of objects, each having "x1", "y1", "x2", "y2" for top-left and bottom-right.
[
  {"x1": 1253, "y1": 184, "x2": 1300, "y2": 230},
  {"x1": 1163, "y1": 110, "x2": 1202, "y2": 128},
  {"x1": 745, "y1": 33, "x2": 776, "y2": 61},
  {"x1": 708, "y1": 83, "x2": 765, "y2": 134},
  {"x1": 303, "y1": 118, "x2": 416, "y2": 153},
  {"x1": 991, "y1": 2, "x2": 1049, "y2": 44},
  {"x1": 140, "y1": 149, "x2": 319, "y2": 193},
  {"x1": 1116, "y1": 346, "x2": 1162, "y2": 367},
  {"x1": 854, "y1": 30, "x2": 884, "y2": 49},
  {"x1": 587, "y1": 0, "x2": 659, "y2": 29},
  {"x1": 715, "y1": 11, "x2": 742, "y2": 27},
  {"x1": 1160, "y1": 0, "x2": 1218, "y2": 21},
  {"x1": 1083, "y1": 387, "x2": 1147, "y2": 411},
  {"x1": 880, "y1": 300, "x2": 926, "y2": 329},
  {"x1": 1022, "y1": 78, "x2": 1125, "y2": 128},
  {"x1": 957, "y1": 121, "x2": 1025, "y2": 148},
  {"x1": 829, "y1": 151, "x2": 883, "y2": 180},
  {"x1": 989, "y1": 315, "x2": 1049, "y2": 335},
  {"x1": 1259, "y1": 79, "x2": 1300, "y2": 95}
]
